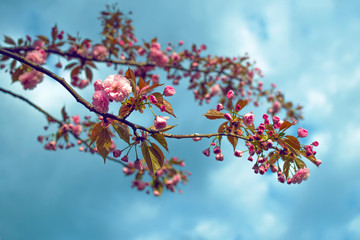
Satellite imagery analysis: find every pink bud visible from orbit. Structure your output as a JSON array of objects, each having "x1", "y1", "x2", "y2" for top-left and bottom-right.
[
  {"x1": 315, "y1": 159, "x2": 322, "y2": 167},
  {"x1": 215, "y1": 153, "x2": 224, "y2": 161},
  {"x1": 235, "y1": 104, "x2": 241, "y2": 112},
  {"x1": 121, "y1": 155, "x2": 129, "y2": 162},
  {"x1": 224, "y1": 113, "x2": 232, "y2": 121},
  {"x1": 179, "y1": 40, "x2": 184, "y2": 45},
  {"x1": 134, "y1": 159, "x2": 144, "y2": 170},
  {"x1": 215, "y1": 103, "x2": 223, "y2": 112},
  {"x1": 213, "y1": 146, "x2": 221, "y2": 154},
  {"x1": 234, "y1": 150, "x2": 243, "y2": 157},
  {"x1": 202, "y1": 148, "x2": 211, "y2": 157},
  {"x1": 113, "y1": 150, "x2": 122, "y2": 158},
  {"x1": 149, "y1": 95, "x2": 157, "y2": 104},
  {"x1": 312, "y1": 141, "x2": 319, "y2": 147},
  {"x1": 297, "y1": 127, "x2": 308, "y2": 138},
  {"x1": 257, "y1": 157, "x2": 266, "y2": 163},
  {"x1": 226, "y1": 90, "x2": 234, "y2": 99},
  {"x1": 163, "y1": 86, "x2": 176, "y2": 96}
]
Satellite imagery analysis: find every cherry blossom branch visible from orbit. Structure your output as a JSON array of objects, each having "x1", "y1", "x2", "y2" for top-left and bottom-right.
[
  {"x1": 0, "y1": 47, "x2": 253, "y2": 142},
  {"x1": 0, "y1": 86, "x2": 126, "y2": 165},
  {"x1": 2, "y1": 46, "x2": 247, "y2": 79}
]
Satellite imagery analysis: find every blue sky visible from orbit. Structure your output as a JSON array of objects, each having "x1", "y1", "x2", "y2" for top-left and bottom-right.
[{"x1": 1, "y1": 0, "x2": 360, "y2": 239}]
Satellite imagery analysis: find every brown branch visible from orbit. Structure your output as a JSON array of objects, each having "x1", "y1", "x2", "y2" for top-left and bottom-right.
[
  {"x1": 3, "y1": 46, "x2": 239, "y2": 78},
  {"x1": 0, "y1": 47, "x2": 256, "y2": 142},
  {"x1": 0, "y1": 86, "x2": 126, "y2": 165}
]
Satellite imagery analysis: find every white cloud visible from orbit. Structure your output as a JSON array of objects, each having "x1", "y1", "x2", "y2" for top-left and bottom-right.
[
  {"x1": 192, "y1": 219, "x2": 233, "y2": 240},
  {"x1": 347, "y1": 214, "x2": 360, "y2": 238},
  {"x1": 306, "y1": 89, "x2": 333, "y2": 117}
]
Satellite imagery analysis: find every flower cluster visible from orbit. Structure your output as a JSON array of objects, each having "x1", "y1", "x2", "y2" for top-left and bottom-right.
[{"x1": 92, "y1": 74, "x2": 132, "y2": 113}]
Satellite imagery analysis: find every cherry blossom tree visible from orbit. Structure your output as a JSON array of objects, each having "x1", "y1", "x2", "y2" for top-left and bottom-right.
[{"x1": 0, "y1": 4, "x2": 321, "y2": 196}]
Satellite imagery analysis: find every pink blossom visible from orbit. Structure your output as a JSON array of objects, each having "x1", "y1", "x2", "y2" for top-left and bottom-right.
[
  {"x1": 297, "y1": 127, "x2": 308, "y2": 138},
  {"x1": 291, "y1": 168, "x2": 310, "y2": 184},
  {"x1": 149, "y1": 44, "x2": 169, "y2": 67},
  {"x1": 226, "y1": 90, "x2": 234, "y2": 99},
  {"x1": 19, "y1": 70, "x2": 44, "y2": 90},
  {"x1": 272, "y1": 101, "x2": 282, "y2": 113},
  {"x1": 25, "y1": 49, "x2": 47, "y2": 64},
  {"x1": 94, "y1": 79, "x2": 104, "y2": 91},
  {"x1": 71, "y1": 125, "x2": 82, "y2": 136},
  {"x1": 163, "y1": 86, "x2": 175, "y2": 96},
  {"x1": 192, "y1": 134, "x2": 202, "y2": 141},
  {"x1": 152, "y1": 74, "x2": 159, "y2": 84},
  {"x1": 210, "y1": 84, "x2": 221, "y2": 96},
  {"x1": 170, "y1": 52, "x2": 180, "y2": 63},
  {"x1": 92, "y1": 90, "x2": 109, "y2": 113},
  {"x1": 103, "y1": 74, "x2": 132, "y2": 102},
  {"x1": 138, "y1": 47, "x2": 146, "y2": 56},
  {"x1": 234, "y1": 150, "x2": 243, "y2": 157},
  {"x1": 243, "y1": 113, "x2": 255, "y2": 126},
  {"x1": 149, "y1": 95, "x2": 157, "y2": 104},
  {"x1": 216, "y1": 103, "x2": 223, "y2": 111},
  {"x1": 91, "y1": 45, "x2": 109, "y2": 60},
  {"x1": 78, "y1": 79, "x2": 90, "y2": 89},
  {"x1": 154, "y1": 116, "x2": 169, "y2": 130}
]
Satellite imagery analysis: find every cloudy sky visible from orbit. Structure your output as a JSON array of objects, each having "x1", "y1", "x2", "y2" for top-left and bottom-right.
[{"x1": 1, "y1": 0, "x2": 360, "y2": 239}]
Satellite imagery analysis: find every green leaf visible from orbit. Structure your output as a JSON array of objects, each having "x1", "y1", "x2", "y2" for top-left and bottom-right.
[
  {"x1": 283, "y1": 160, "x2": 290, "y2": 179},
  {"x1": 150, "y1": 133, "x2": 168, "y2": 152},
  {"x1": 141, "y1": 142, "x2": 155, "y2": 174},
  {"x1": 295, "y1": 158, "x2": 306, "y2": 169},
  {"x1": 96, "y1": 128, "x2": 112, "y2": 163},
  {"x1": 112, "y1": 121, "x2": 130, "y2": 144},
  {"x1": 149, "y1": 142, "x2": 165, "y2": 167},
  {"x1": 203, "y1": 109, "x2": 224, "y2": 120}
]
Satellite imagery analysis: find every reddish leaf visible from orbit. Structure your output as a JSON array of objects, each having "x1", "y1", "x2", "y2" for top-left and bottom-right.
[
  {"x1": 118, "y1": 103, "x2": 132, "y2": 118},
  {"x1": 70, "y1": 66, "x2": 81, "y2": 79},
  {"x1": 141, "y1": 83, "x2": 164, "y2": 95},
  {"x1": 284, "y1": 135, "x2": 301, "y2": 150},
  {"x1": 65, "y1": 62, "x2": 78, "y2": 70},
  {"x1": 152, "y1": 92, "x2": 163, "y2": 103},
  {"x1": 141, "y1": 142, "x2": 155, "y2": 174},
  {"x1": 11, "y1": 67, "x2": 24, "y2": 83},
  {"x1": 203, "y1": 109, "x2": 225, "y2": 120},
  {"x1": 4, "y1": 36, "x2": 15, "y2": 45},
  {"x1": 85, "y1": 66, "x2": 93, "y2": 81},
  {"x1": 279, "y1": 120, "x2": 294, "y2": 132},
  {"x1": 227, "y1": 136, "x2": 238, "y2": 151},
  {"x1": 36, "y1": 35, "x2": 49, "y2": 44},
  {"x1": 89, "y1": 122, "x2": 103, "y2": 147},
  {"x1": 269, "y1": 153, "x2": 280, "y2": 164},
  {"x1": 61, "y1": 106, "x2": 68, "y2": 122},
  {"x1": 138, "y1": 77, "x2": 147, "y2": 90},
  {"x1": 235, "y1": 99, "x2": 248, "y2": 111}
]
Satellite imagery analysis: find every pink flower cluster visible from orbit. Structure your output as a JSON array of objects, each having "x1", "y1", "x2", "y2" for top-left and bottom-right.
[
  {"x1": 25, "y1": 49, "x2": 47, "y2": 65},
  {"x1": 19, "y1": 70, "x2": 44, "y2": 90},
  {"x1": 91, "y1": 45, "x2": 109, "y2": 60},
  {"x1": 92, "y1": 75, "x2": 132, "y2": 113},
  {"x1": 243, "y1": 113, "x2": 255, "y2": 126},
  {"x1": 149, "y1": 42, "x2": 169, "y2": 67}
]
